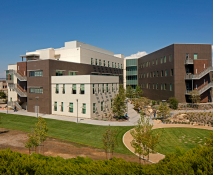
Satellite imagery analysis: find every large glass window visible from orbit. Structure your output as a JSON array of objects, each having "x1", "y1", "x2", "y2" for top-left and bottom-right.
[
  {"x1": 54, "y1": 102, "x2": 57, "y2": 111},
  {"x1": 72, "y1": 84, "x2": 76, "y2": 94},
  {"x1": 93, "y1": 103, "x2": 96, "y2": 113},
  {"x1": 194, "y1": 54, "x2": 198, "y2": 60},
  {"x1": 56, "y1": 71, "x2": 63, "y2": 76},
  {"x1": 69, "y1": 72, "x2": 76, "y2": 75},
  {"x1": 29, "y1": 70, "x2": 43, "y2": 77},
  {"x1": 80, "y1": 84, "x2": 85, "y2": 94},
  {"x1": 82, "y1": 103, "x2": 86, "y2": 114},
  {"x1": 63, "y1": 84, "x2": 65, "y2": 94},
  {"x1": 56, "y1": 84, "x2": 59, "y2": 93},
  {"x1": 69, "y1": 103, "x2": 73, "y2": 112},
  {"x1": 30, "y1": 87, "x2": 43, "y2": 94}
]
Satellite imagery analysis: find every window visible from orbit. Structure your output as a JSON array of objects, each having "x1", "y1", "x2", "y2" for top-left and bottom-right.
[
  {"x1": 169, "y1": 55, "x2": 172, "y2": 62},
  {"x1": 54, "y1": 102, "x2": 57, "y2": 111},
  {"x1": 99, "y1": 59, "x2": 101, "y2": 66},
  {"x1": 95, "y1": 59, "x2": 98, "y2": 65},
  {"x1": 69, "y1": 72, "x2": 76, "y2": 75},
  {"x1": 164, "y1": 84, "x2": 167, "y2": 90},
  {"x1": 63, "y1": 84, "x2": 65, "y2": 94},
  {"x1": 91, "y1": 58, "x2": 93, "y2": 65},
  {"x1": 186, "y1": 53, "x2": 189, "y2": 59},
  {"x1": 156, "y1": 59, "x2": 158, "y2": 65},
  {"x1": 56, "y1": 71, "x2": 63, "y2": 76},
  {"x1": 29, "y1": 70, "x2": 43, "y2": 77},
  {"x1": 93, "y1": 84, "x2": 95, "y2": 94},
  {"x1": 118, "y1": 63, "x2": 119, "y2": 68},
  {"x1": 108, "y1": 61, "x2": 110, "y2": 67},
  {"x1": 165, "y1": 70, "x2": 167, "y2": 77},
  {"x1": 161, "y1": 70, "x2": 163, "y2": 77},
  {"x1": 102, "y1": 84, "x2": 104, "y2": 93},
  {"x1": 170, "y1": 84, "x2": 172, "y2": 91},
  {"x1": 93, "y1": 103, "x2": 96, "y2": 113},
  {"x1": 194, "y1": 54, "x2": 198, "y2": 60},
  {"x1": 29, "y1": 87, "x2": 43, "y2": 94},
  {"x1": 61, "y1": 102, "x2": 63, "y2": 112},
  {"x1": 115, "y1": 63, "x2": 116, "y2": 68},
  {"x1": 156, "y1": 83, "x2": 158, "y2": 90},
  {"x1": 111, "y1": 99, "x2": 113, "y2": 107},
  {"x1": 171, "y1": 69, "x2": 173, "y2": 76},
  {"x1": 82, "y1": 103, "x2": 86, "y2": 114},
  {"x1": 164, "y1": 56, "x2": 166, "y2": 63},
  {"x1": 112, "y1": 84, "x2": 113, "y2": 92},
  {"x1": 153, "y1": 72, "x2": 155, "y2": 77},
  {"x1": 153, "y1": 60, "x2": 155, "y2": 65},
  {"x1": 161, "y1": 84, "x2": 163, "y2": 90},
  {"x1": 150, "y1": 72, "x2": 152, "y2": 78},
  {"x1": 161, "y1": 57, "x2": 163, "y2": 64},
  {"x1": 72, "y1": 84, "x2": 76, "y2": 94},
  {"x1": 153, "y1": 84, "x2": 155, "y2": 89},
  {"x1": 69, "y1": 103, "x2": 73, "y2": 112},
  {"x1": 101, "y1": 101, "x2": 103, "y2": 111},
  {"x1": 104, "y1": 60, "x2": 105, "y2": 66},
  {"x1": 56, "y1": 84, "x2": 59, "y2": 93},
  {"x1": 80, "y1": 84, "x2": 85, "y2": 94},
  {"x1": 147, "y1": 73, "x2": 149, "y2": 78},
  {"x1": 107, "y1": 84, "x2": 108, "y2": 92},
  {"x1": 146, "y1": 62, "x2": 148, "y2": 67},
  {"x1": 121, "y1": 64, "x2": 122, "y2": 69},
  {"x1": 112, "y1": 62, "x2": 114, "y2": 68}
]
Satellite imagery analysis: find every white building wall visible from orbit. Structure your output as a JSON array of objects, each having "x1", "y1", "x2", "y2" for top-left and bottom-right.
[
  {"x1": 54, "y1": 48, "x2": 81, "y2": 63},
  {"x1": 51, "y1": 75, "x2": 119, "y2": 119},
  {"x1": 7, "y1": 64, "x2": 18, "y2": 102},
  {"x1": 123, "y1": 58, "x2": 127, "y2": 89}
]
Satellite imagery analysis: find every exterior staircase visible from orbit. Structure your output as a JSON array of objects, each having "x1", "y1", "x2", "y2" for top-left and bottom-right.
[
  {"x1": 14, "y1": 71, "x2": 27, "y2": 81},
  {"x1": 9, "y1": 84, "x2": 27, "y2": 97},
  {"x1": 185, "y1": 82, "x2": 213, "y2": 95},
  {"x1": 8, "y1": 101, "x2": 22, "y2": 110},
  {"x1": 185, "y1": 67, "x2": 213, "y2": 80}
]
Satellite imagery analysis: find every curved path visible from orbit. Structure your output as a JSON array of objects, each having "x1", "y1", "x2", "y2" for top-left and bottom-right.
[{"x1": 123, "y1": 124, "x2": 213, "y2": 163}]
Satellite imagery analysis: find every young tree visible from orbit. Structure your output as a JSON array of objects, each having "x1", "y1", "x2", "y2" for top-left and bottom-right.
[
  {"x1": 112, "y1": 85, "x2": 126, "y2": 118},
  {"x1": 25, "y1": 132, "x2": 39, "y2": 154},
  {"x1": 189, "y1": 90, "x2": 201, "y2": 107},
  {"x1": 205, "y1": 132, "x2": 213, "y2": 147},
  {"x1": 158, "y1": 102, "x2": 170, "y2": 119},
  {"x1": 135, "y1": 85, "x2": 143, "y2": 98},
  {"x1": 34, "y1": 117, "x2": 48, "y2": 154},
  {"x1": 102, "y1": 126, "x2": 117, "y2": 160},
  {"x1": 126, "y1": 85, "x2": 133, "y2": 99},
  {"x1": 0, "y1": 91, "x2": 6, "y2": 99},
  {"x1": 130, "y1": 114, "x2": 153, "y2": 164},
  {"x1": 169, "y1": 97, "x2": 179, "y2": 109}
]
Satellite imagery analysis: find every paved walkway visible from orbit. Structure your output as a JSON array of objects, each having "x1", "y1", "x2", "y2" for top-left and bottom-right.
[
  {"x1": 0, "y1": 102, "x2": 141, "y2": 126},
  {"x1": 123, "y1": 124, "x2": 213, "y2": 163}
]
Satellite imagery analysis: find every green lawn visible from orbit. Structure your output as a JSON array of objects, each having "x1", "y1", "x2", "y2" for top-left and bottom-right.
[
  {"x1": 153, "y1": 127, "x2": 213, "y2": 155},
  {"x1": 0, "y1": 113, "x2": 133, "y2": 155}
]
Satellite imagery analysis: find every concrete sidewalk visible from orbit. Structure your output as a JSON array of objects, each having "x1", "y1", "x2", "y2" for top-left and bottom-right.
[{"x1": 0, "y1": 102, "x2": 142, "y2": 126}]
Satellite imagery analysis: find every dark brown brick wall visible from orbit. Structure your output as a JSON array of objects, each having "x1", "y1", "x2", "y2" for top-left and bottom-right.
[
  {"x1": 138, "y1": 44, "x2": 212, "y2": 103},
  {"x1": 193, "y1": 60, "x2": 208, "y2": 74},
  {"x1": 17, "y1": 62, "x2": 27, "y2": 76}
]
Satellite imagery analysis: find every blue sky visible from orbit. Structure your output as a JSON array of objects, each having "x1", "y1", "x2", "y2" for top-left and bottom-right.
[{"x1": 0, "y1": 0, "x2": 213, "y2": 77}]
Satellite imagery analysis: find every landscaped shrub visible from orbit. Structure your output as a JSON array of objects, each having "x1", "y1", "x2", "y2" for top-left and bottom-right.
[
  {"x1": 169, "y1": 97, "x2": 179, "y2": 109},
  {"x1": 152, "y1": 100, "x2": 156, "y2": 106}
]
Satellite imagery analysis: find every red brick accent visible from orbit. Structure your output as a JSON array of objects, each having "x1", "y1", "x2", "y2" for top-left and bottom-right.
[
  {"x1": 193, "y1": 60, "x2": 208, "y2": 74},
  {"x1": 17, "y1": 62, "x2": 27, "y2": 77}
]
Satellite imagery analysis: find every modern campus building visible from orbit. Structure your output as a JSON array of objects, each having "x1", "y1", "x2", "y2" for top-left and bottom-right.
[
  {"x1": 6, "y1": 41, "x2": 124, "y2": 118},
  {"x1": 138, "y1": 44, "x2": 213, "y2": 103}
]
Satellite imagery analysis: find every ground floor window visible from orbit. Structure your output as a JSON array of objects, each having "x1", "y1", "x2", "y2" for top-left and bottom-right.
[
  {"x1": 101, "y1": 102, "x2": 103, "y2": 111},
  {"x1": 54, "y1": 102, "x2": 57, "y2": 111},
  {"x1": 69, "y1": 103, "x2": 73, "y2": 112},
  {"x1": 61, "y1": 102, "x2": 63, "y2": 112},
  {"x1": 82, "y1": 103, "x2": 86, "y2": 114},
  {"x1": 93, "y1": 103, "x2": 96, "y2": 113}
]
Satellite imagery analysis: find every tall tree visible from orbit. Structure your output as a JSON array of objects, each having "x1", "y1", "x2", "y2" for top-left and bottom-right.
[
  {"x1": 25, "y1": 132, "x2": 39, "y2": 154},
  {"x1": 126, "y1": 85, "x2": 133, "y2": 99},
  {"x1": 135, "y1": 85, "x2": 143, "y2": 98},
  {"x1": 112, "y1": 85, "x2": 126, "y2": 118},
  {"x1": 102, "y1": 126, "x2": 117, "y2": 160},
  {"x1": 189, "y1": 90, "x2": 201, "y2": 107},
  {"x1": 158, "y1": 102, "x2": 170, "y2": 119},
  {"x1": 0, "y1": 91, "x2": 6, "y2": 99}
]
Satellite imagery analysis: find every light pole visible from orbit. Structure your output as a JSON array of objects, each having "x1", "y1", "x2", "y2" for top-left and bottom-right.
[
  {"x1": 76, "y1": 99, "x2": 78, "y2": 123},
  {"x1": 35, "y1": 97, "x2": 39, "y2": 118}
]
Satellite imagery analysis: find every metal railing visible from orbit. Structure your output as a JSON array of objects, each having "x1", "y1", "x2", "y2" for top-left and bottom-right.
[
  {"x1": 185, "y1": 67, "x2": 213, "y2": 79},
  {"x1": 14, "y1": 71, "x2": 27, "y2": 81},
  {"x1": 184, "y1": 59, "x2": 194, "y2": 64},
  {"x1": 9, "y1": 84, "x2": 27, "y2": 97},
  {"x1": 8, "y1": 101, "x2": 22, "y2": 110},
  {"x1": 185, "y1": 82, "x2": 213, "y2": 95}
]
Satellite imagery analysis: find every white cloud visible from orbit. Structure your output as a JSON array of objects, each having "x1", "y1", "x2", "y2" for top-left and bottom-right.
[
  {"x1": 125, "y1": 51, "x2": 147, "y2": 59},
  {"x1": 0, "y1": 72, "x2": 6, "y2": 78}
]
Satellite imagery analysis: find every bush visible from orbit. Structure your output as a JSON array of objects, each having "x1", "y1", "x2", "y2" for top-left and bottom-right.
[
  {"x1": 157, "y1": 100, "x2": 160, "y2": 105},
  {"x1": 152, "y1": 100, "x2": 156, "y2": 106},
  {"x1": 169, "y1": 97, "x2": 179, "y2": 109}
]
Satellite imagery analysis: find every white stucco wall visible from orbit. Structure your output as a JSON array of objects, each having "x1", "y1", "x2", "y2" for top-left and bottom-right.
[{"x1": 51, "y1": 75, "x2": 119, "y2": 119}]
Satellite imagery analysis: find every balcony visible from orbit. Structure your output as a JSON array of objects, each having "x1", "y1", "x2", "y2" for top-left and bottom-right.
[{"x1": 184, "y1": 59, "x2": 194, "y2": 64}]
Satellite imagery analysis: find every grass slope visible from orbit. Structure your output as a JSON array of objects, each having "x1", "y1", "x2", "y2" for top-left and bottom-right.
[
  {"x1": 0, "y1": 113, "x2": 133, "y2": 155},
  {"x1": 153, "y1": 127, "x2": 212, "y2": 155}
]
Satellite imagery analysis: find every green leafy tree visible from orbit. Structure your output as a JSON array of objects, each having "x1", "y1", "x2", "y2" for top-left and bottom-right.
[
  {"x1": 189, "y1": 90, "x2": 201, "y2": 107},
  {"x1": 112, "y1": 85, "x2": 126, "y2": 118},
  {"x1": 169, "y1": 97, "x2": 179, "y2": 109},
  {"x1": 34, "y1": 117, "x2": 48, "y2": 154},
  {"x1": 25, "y1": 132, "x2": 39, "y2": 154},
  {"x1": 158, "y1": 102, "x2": 170, "y2": 119},
  {"x1": 135, "y1": 85, "x2": 143, "y2": 98},
  {"x1": 126, "y1": 85, "x2": 134, "y2": 99},
  {"x1": 130, "y1": 114, "x2": 153, "y2": 164},
  {"x1": 0, "y1": 91, "x2": 6, "y2": 99},
  {"x1": 102, "y1": 126, "x2": 117, "y2": 160},
  {"x1": 205, "y1": 132, "x2": 213, "y2": 147}
]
